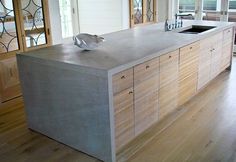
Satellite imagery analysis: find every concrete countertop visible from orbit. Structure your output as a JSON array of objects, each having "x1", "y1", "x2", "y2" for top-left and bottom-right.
[{"x1": 19, "y1": 20, "x2": 235, "y2": 75}]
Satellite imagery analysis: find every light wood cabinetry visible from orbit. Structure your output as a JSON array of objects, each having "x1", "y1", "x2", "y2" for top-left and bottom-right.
[
  {"x1": 112, "y1": 68, "x2": 134, "y2": 151},
  {"x1": 134, "y1": 58, "x2": 159, "y2": 136},
  {"x1": 198, "y1": 32, "x2": 223, "y2": 90},
  {"x1": 221, "y1": 28, "x2": 234, "y2": 71},
  {"x1": 178, "y1": 42, "x2": 200, "y2": 106},
  {"x1": 211, "y1": 33, "x2": 223, "y2": 79},
  {"x1": 111, "y1": 28, "x2": 234, "y2": 156},
  {"x1": 0, "y1": 57, "x2": 21, "y2": 102},
  {"x1": 159, "y1": 50, "x2": 179, "y2": 120}
]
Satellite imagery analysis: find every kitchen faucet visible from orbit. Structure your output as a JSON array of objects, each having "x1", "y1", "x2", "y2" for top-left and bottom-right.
[{"x1": 165, "y1": 14, "x2": 183, "y2": 31}]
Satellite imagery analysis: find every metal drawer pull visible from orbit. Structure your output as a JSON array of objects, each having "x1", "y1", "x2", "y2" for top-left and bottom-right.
[
  {"x1": 190, "y1": 46, "x2": 193, "y2": 50},
  {"x1": 146, "y1": 65, "x2": 150, "y2": 69},
  {"x1": 129, "y1": 91, "x2": 133, "y2": 94},
  {"x1": 121, "y1": 76, "x2": 126, "y2": 79},
  {"x1": 169, "y1": 55, "x2": 172, "y2": 58}
]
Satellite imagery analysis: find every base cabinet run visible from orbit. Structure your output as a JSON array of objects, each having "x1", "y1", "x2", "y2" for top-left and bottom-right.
[{"x1": 112, "y1": 27, "x2": 234, "y2": 152}]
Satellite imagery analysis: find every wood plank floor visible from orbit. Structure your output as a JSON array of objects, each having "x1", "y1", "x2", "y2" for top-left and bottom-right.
[{"x1": 1, "y1": 58, "x2": 236, "y2": 162}]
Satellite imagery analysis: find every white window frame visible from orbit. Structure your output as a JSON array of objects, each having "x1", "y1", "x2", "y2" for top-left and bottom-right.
[
  {"x1": 59, "y1": 0, "x2": 80, "y2": 42},
  {"x1": 171, "y1": 0, "x2": 230, "y2": 21}
]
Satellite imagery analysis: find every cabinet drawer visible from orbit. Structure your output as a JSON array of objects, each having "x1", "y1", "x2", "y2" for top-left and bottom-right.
[
  {"x1": 113, "y1": 87, "x2": 134, "y2": 151},
  {"x1": 223, "y1": 27, "x2": 233, "y2": 40},
  {"x1": 134, "y1": 57, "x2": 159, "y2": 86},
  {"x1": 112, "y1": 68, "x2": 133, "y2": 95},
  {"x1": 180, "y1": 41, "x2": 200, "y2": 57},
  {"x1": 160, "y1": 50, "x2": 179, "y2": 88}
]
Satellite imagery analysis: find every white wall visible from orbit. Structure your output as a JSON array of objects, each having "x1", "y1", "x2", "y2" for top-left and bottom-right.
[
  {"x1": 157, "y1": 0, "x2": 168, "y2": 22},
  {"x1": 78, "y1": 0, "x2": 124, "y2": 35},
  {"x1": 122, "y1": 0, "x2": 130, "y2": 29},
  {"x1": 48, "y1": 0, "x2": 169, "y2": 44},
  {"x1": 48, "y1": 0, "x2": 63, "y2": 45}
]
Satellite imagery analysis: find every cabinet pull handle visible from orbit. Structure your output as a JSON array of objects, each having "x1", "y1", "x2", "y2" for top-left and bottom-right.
[
  {"x1": 169, "y1": 55, "x2": 172, "y2": 58},
  {"x1": 121, "y1": 76, "x2": 126, "y2": 79},
  {"x1": 129, "y1": 91, "x2": 133, "y2": 94},
  {"x1": 146, "y1": 65, "x2": 150, "y2": 69},
  {"x1": 190, "y1": 47, "x2": 193, "y2": 50}
]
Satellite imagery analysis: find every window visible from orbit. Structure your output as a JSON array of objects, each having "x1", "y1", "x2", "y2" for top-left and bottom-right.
[
  {"x1": 59, "y1": 0, "x2": 73, "y2": 38},
  {"x1": 202, "y1": 0, "x2": 221, "y2": 21},
  {"x1": 229, "y1": 0, "x2": 236, "y2": 10},
  {"x1": 203, "y1": 0, "x2": 217, "y2": 11},
  {"x1": 130, "y1": 0, "x2": 157, "y2": 27},
  {"x1": 179, "y1": 0, "x2": 195, "y2": 12}
]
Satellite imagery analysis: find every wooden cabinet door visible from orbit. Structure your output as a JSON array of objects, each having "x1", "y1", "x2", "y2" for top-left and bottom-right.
[
  {"x1": 179, "y1": 42, "x2": 199, "y2": 106},
  {"x1": 113, "y1": 69, "x2": 134, "y2": 151},
  {"x1": 0, "y1": 57, "x2": 21, "y2": 102},
  {"x1": 159, "y1": 50, "x2": 179, "y2": 120},
  {"x1": 198, "y1": 38, "x2": 212, "y2": 90},
  {"x1": 221, "y1": 27, "x2": 234, "y2": 71},
  {"x1": 134, "y1": 57, "x2": 159, "y2": 136}
]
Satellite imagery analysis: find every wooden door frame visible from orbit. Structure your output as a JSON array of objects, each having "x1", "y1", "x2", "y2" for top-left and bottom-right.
[
  {"x1": 130, "y1": 0, "x2": 157, "y2": 28},
  {"x1": 17, "y1": 0, "x2": 52, "y2": 52},
  {"x1": 0, "y1": 0, "x2": 24, "y2": 60}
]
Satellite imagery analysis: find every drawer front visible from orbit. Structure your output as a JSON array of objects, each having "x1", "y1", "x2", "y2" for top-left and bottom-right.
[
  {"x1": 160, "y1": 50, "x2": 179, "y2": 88},
  {"x1": 112, "y1": 68, "x2": 133, "y2": 95},
  {"x1": 223, "y1": 27, "x2": 233, "y2": 41},
  {"x1": 180, "y1": 42, "x2": 199, "y2": 80},
  {"x1": 180, "y1": 41, "x2": 200, "y2": 57},
  {"x1": 134, "y1": 57, "x2": 159, "y2": 86},
  {"x1": 113, "y1": 87, "x2": 134, "y2": 151}
]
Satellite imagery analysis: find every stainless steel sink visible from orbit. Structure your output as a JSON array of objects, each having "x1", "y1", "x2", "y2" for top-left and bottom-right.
[{"x1": 179, "y1": 25, "x2": 216, "y2": 34}]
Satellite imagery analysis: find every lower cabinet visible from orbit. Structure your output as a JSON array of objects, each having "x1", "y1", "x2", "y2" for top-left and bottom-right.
[
  {"x1": 178, "y1": 42, "x2": 199, "y2": 106},
  {"x1": 159, "y1": 50, "x2": 179, "y2": 120},
  {"x1": 221, "y1": 28, "x2": 234, "y2": 71},
  {"x1": 198, "y1": 32, "x2": 223, "y2": 90},
  {"x1": 0, "y1": 57, "x2": 21, "y2": 102},
  {"x1": 113, "y1": 87, "x2": 134, "y2": 151},
  {"x1": 113, "y1": 68, "x2": 134, "y2": 151},
  {"x1": 134, "y1": 57, "x2": 159, "y2": 136},
  {"x1": 112, "y1": 28, "x2": 234, "y2": 152}
]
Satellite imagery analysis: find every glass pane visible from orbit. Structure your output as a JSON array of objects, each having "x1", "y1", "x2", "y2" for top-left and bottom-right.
[
  {"x1": 146, "y1": 0, "x2": 154, "y2": 22},
  {"x1": 179, "y1": 0, "x2": 195, "y2": 12},
  {"x1": 59, "y1": 0, "x2": 73, "y2": 38},
  {"x1": 178, "y1": 0, "x2": 195, "y2": 20},
  {"x1": 229, "y1": 0, "x2": 236, "y2": 10},
  {"x1": 0, "y1": 0, "x2": 19, "y2": 54},
  {"x1": 21, "y1": 0, "x2": 46, "y2": 48},
  {"x1": 229, "y1": 0, "x2": 236, "y2": 22},
  {"x1": 134, "y1": 0, "x2": 143, "y2": 24},
  {"x1": 203, "y1": 0, "x2": 217, "y2": 11}
]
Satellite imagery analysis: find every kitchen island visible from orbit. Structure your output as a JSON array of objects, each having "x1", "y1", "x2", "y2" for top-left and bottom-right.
[{"x1": 17, "y1": 20, "x2": 235, "y2": 162}]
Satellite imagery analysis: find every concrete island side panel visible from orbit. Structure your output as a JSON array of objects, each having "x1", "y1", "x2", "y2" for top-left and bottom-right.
[{"x1": 16, "y1": 54, "x2": 114, "y2": 162}]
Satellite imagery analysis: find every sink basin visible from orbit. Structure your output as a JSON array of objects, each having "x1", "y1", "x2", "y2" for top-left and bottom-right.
[{"x1": 179, "y1": 25, "x2": 216, "y2": 34}]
